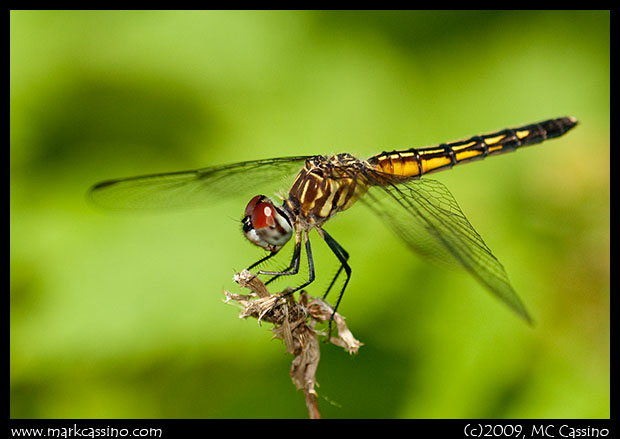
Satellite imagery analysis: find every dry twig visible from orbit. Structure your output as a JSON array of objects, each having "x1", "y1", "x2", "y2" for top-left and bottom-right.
[{"x1": 223, "y1": 269, "x2": 363, "y2": 419}]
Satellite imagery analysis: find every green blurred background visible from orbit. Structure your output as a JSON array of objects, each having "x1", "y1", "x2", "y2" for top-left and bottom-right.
[{"x1": 10, "y1": 11, "x2": 609, "y2": 419}]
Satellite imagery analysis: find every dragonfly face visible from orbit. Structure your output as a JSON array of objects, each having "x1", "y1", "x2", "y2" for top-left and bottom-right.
[
  {"x1": 242, "y1": 195, "x2": 293, "y2": 252},
  {"x1": 89, "y1": 117, "x2": 578, "y2": 327}
]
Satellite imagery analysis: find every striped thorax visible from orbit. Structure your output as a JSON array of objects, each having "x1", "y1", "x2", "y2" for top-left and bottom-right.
[{"x1": 286, "y1": 153, "x2": 370, "y2": 228}]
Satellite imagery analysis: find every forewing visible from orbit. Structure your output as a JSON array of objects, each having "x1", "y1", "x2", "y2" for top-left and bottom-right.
[
  {"x1": 89, "y1": 156, "x2": 312, "y2": 209},
  {"x1": 361, "y1": 173, "x2": 532, "y2": 323}
]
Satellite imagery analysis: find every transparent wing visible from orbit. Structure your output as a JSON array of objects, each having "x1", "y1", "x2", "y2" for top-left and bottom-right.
[
  {"x1": 89, "y1": 156, "x2": 313, "y2": 209},
  {"x1": 361, "y1": 171, "x2": 532, "y2": 323}
]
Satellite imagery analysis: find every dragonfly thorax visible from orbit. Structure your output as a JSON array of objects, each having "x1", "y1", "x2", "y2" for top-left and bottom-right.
[
  {"x1": 242, "y1": 195, "x2": 293, "y2": 252},
  {"x1": 286, "y1": 154, "x2": 370, "y2": 228}
]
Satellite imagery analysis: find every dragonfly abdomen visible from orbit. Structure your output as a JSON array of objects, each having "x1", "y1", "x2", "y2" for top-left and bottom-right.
[{"x1": 368, "y1": 116, "x2": 577, "y2": 178}]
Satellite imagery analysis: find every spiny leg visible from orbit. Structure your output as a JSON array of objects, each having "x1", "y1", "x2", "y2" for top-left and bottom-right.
[
  {"x1": 247, "y1": 251, "x2": 278, "y2": 271},
  {"x1": 321, "y1": 230, "x2": 350, "y2": 301},
  {"x1": 263, "y1": 242, "x2": 302, "y2": 286},
  {"x1": 250, "y1": 229, "x2": 317, "y2": 297},
  {"x1": 320, "y1": 228, "x2": 352, "y2": 339},
  {"x1": 257, "y1": 230, "x2": 302, "y2": 278},
  {"x1": 290, "y1": 231, "x2": 316, "y2": 292},
  {"x1": 265, "y1": 231, "x2": 317, "y2": 311},
  {"x1": 246, "y1": 231, "x2": 301, "y2": 289}
]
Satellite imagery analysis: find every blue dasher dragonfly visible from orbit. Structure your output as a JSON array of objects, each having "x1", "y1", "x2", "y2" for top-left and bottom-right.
[{"x1": 90, "y1": 117, "x2": 577, "y2": 325}]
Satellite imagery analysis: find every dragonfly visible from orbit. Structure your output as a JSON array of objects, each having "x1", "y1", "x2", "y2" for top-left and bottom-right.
[{"x1": 90, "y1": 116, "x2": 577, "y2": 326}]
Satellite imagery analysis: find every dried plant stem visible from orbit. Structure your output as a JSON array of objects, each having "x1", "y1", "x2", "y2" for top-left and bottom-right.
[
  {"x1": 304, "y1": 388, "x2": 321, "y2": 419},
  {"x1": 224, "y1": 270, "x2": 362, "y2": 419}
]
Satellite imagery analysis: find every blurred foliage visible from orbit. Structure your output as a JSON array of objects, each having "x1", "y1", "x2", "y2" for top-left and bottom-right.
[{"x1": 10, "y1": 10, "x2": 609, "y2": 418}]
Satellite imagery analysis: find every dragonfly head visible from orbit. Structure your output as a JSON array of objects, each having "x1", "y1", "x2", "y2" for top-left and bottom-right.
[{"x1": 242, "y1": 195, "x2": 293, "y2": 252}]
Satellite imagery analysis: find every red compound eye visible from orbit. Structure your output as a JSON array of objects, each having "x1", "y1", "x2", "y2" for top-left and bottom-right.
[
  {"x1": 251, "y1": 202, "x2": 276, "y2": 229},
  {"x1": 244, "y1": 195, "x2": 263, "y2": 218},
  {"x1": 242, "y1": 195, "x2": 293, "y2": 251}
]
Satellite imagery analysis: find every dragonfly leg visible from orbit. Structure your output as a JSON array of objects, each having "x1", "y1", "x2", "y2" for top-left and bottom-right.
[
  {"x1": 247, "y1": 246, "x2": 295, "y2": 286},
  {"x1": 287, "y1": 232, "x2": 316, "y2": 293},
  {"x1": 257, "y1": 230, "x2": 302, "y2": 278},
  {"x1": 247, "y1": 251, "x2": 278, "y2": 271},
  {"x1": 263, "y1": 231, "x2": 316, "y2": 312},
  {"x1": 320, "y1": 229, "x2": 350, "y2": 301},
  {"x1": 265, "y1": 231, "x2": 317, "y2": 294},
  {"x1": 320, "y1": 229, "x2": 352, "y2": 339},
  {"x1": 263, "y1": 242, "x2": 300, "y2": 286}
]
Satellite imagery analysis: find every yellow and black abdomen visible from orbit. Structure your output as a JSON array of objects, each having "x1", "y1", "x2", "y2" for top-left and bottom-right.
[{"x1": 367, "y1": 117, "x2": 577, "y2": 178}]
